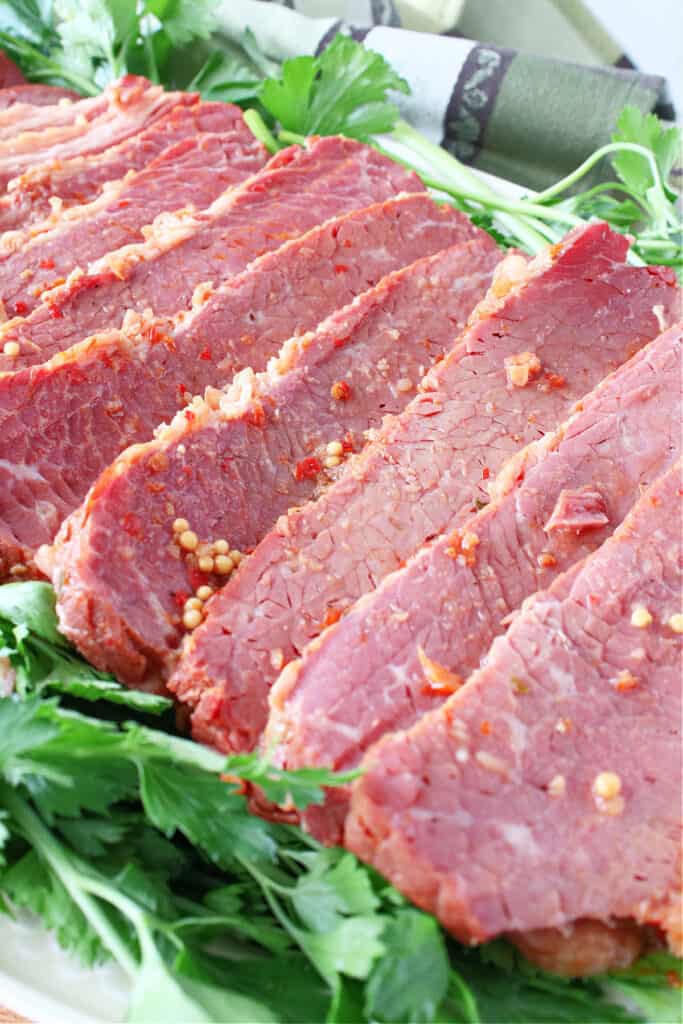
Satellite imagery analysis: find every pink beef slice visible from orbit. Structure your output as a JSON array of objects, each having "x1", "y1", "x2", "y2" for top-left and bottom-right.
[
  {"x1": 0, "y1": 191, "x2": 458, "y2": 577},
  {"x1": 346, "y1": 459, "x2": 683, "y2": 971},
  {"x1": 46, "y1": 235, "x2": 499, "y2": 681},
  {"x1": 0, "y1": 135, "x2": 420, "y2": 371},
  {"x1": 0, "y1": 85, "x2": 79, "y2": 109},
  {"x1": 0, "y1": 107, "x2": 266, "y2": 320},
  {"x1": 0, "y1": 53, "x2": 27, "y2": 88},
  {"x1": 0, "y1": 99, "x2": 225, "y2": 234},
  {"x1": 266, "y1": 323, "x2": 682, "y2": 842},
  {"x1": 169, "y1": 222, "x2": 680, "y2": 756},
  {"x1": 0, "y1": 76, "x2": 188, "y2": 188}
]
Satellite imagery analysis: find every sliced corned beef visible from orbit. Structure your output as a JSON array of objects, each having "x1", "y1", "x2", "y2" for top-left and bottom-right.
[
  {"x1": 0, "y1": 110, "x2": 265, "y2": 320},
  {"x1": 0, "y1": 85, "x2": 79, "y2": 109},
  {"x1": 0, "y1": 53, "x2": 27, "y2": 89},
  {"x1": 0, "y1": 190, "x2": 447, "y2": 579},
  {"x1": 170, "y1": 223, "x2": 680, "y2": 755},
  {"x1": 0, "y1": 76, "x2": 188, "y2": 188},
  {"x1": 0, "y1": 98, "x2": 222, "y2": 234},
  {"x1": 265, "y1": 323, "x2": 682, "y2": 841},
  {"x1": 0, "y1": 135, "x2": 420, "y2": 370},
  {"x1": 346, "y1": 459, "x2": 683, "y2": 973},
  {"x1": 45, "y1": 235, "x2": 498, "y2": 680}
]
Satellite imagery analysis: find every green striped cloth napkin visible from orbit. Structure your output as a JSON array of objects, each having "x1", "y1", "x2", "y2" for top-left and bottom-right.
[{"x1": 214, "y1": 0, "x2": 673, "y2": 190}]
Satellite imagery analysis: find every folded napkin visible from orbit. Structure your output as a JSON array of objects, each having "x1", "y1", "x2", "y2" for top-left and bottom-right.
[{"x1": 215, "y1": 0, "x2": 672, "y2": 189}]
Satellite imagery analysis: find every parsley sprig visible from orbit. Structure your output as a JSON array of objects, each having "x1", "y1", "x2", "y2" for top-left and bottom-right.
[{"x1": 2, "y1": 583, "x2": 680, "y2": 1022}]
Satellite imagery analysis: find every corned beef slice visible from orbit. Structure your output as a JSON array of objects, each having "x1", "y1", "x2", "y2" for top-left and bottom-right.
[
  {"x1": 0, "y1": 84, "x2": 79, "y2": 109},
  {"x1": 47, "y1": 234, "x2": 499, "y2": 680},
  {"x1": 346, "y1": 459, "x2": 683, "y2": 971},
  {"x1": 0, "y1": 53, "x2": 27, "y2": 89},
  {"x1": 0, "y1": 77, "x2": 187, "y2": 188},
  {"x1": 0, "y1": 109, "x2": 266, "y2": 320},
  {"x1": 266, "y1": 324, "x2": 682, "y2": 842},
  {"x1": 0, "y1": 180, "x2": 434, "y2": 579},
  {"x1": 0, "y1": 135, "x2": 419, "y2": 371},
  {"x1": 0, "y1": 100, "x2": 231, "y2": 235},
  {"x1": 170, "y1": 223, "x2": 680, "y2": 754}
]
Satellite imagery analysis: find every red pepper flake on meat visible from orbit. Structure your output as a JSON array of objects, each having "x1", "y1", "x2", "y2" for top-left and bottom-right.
[
  {"x1": 172, "y1": 590, "x2": 190, "y2": 609},
  {"x1": 331, "y1": 380, "x2": 351, "y2": 401},
  {"x1": 482, "y1": 466, "x2": 490, "y2": 480},
  {"x1": 295, "y1": 457, "x2": 322, "y2": 482},
  {"x1": 614, "y1": 669, "x2": 639, "y2": 692},
  {"x1": 322, "y1": 607, "x2": 342, "y2": 628},
  {"x1": 480, "y1": 720, "x2": 492, "y2": 735},
  {"x1": 39, "y1": 258, "x2": 55, "y2": 269},
  {"x1": 334, "y1": 264, "x2": 349, "y2": 273},
  {"x1": 446, "y1": 530, "x2": 480, "y2": 566},
  {"x1": 199, "y1": 346, "x2": 212, "y2": 361},
  {"x1": 14, "y1": 301, "x2": 28, "y2": 316},
  {"x1": 121, "y1": 512, "x2": 143, "y2": 538},
  {"x1": 418, "y1": 646, "x2": 463, "y2": 697},
  {"x1": 49, "y1": 304, "x2": 64, "y2": 319},
  {"x1": 545, "y1": 372, "x2": 566, "y2": 389},
  {"x1": 246, "y1": 403, "x2": 266, "y2": 427}
]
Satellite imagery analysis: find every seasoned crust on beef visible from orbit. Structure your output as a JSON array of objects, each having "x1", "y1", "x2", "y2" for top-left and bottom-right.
[
  {"x1": 50, "y1": 234, "x2": 498, "y2": 681},
  {"x1": 264, "y1": 324, "x2": 682, "y2": 842},
  {"x1": 346, "y1": 462, "x2": 682, "y2": 971},
  {"x1": 170, "y1": 223, "x2": 679, "y2": 757}
]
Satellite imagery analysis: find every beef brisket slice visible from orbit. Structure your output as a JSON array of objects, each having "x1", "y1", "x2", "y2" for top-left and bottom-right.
[
  {"x1": 0, "y1": 109, "x2": 266, "y2": 320},
  {"x1": 266, "y1": 324, "x2": 682, "y2": 841},
  {"x1": 0, "y1": 99, "x2": 228, "y2": 235},
  {"x1": 346, "y1": 460, "x2": 682, "y2": 966},
  {"x1": 0, "y1": 84, "x2": 79, "y2": 109},
  {"x1": 48, "y1": 235, "x2": 498, "y2": 681},
  {"x1": 0, "y1": 189, "x2": 438, "y2": 577},
  {"x1": 0, "y1": 135, "x2": 420, "y2": 370},
  {"x1": 171, "y1": 223, "x2": 679, "y2": 755},
  {"x1": 0, "y1": 76, "x2": 187, "y2": 188}
]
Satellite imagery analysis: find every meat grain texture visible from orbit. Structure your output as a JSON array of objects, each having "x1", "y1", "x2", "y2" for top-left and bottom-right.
[
  {"x1": 347, "y1": 460, "x2": 683, "y2": 974},
  {"x1": 47, "y1": 233, "x2": 499, "y2": 681},
  {"x1": 0, "y1": 98, "x2": 226, "y2": 235},
  {"x1": 170, "y1": 223, "x2": 679, "y2": 754},
  {"x1": 0, "y1": 140, "x2": 421, "y2": 581},
  {"x1": 0, "y1": 135, "x2": 419, "y2": 371},
  {"x1": 0, "y1": 76, "x2": 187, "y2": 189},
  {"x1": 265, "y1": 324, "x2": 683, "y2": 841},
  {"x1": 0, "y1": 103, "x2": 266, "y2": 322}
]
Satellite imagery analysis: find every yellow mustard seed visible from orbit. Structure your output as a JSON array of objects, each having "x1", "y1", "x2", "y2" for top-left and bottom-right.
[
  {"x1": 183, "y1": 608, "x2": 203, "y2": 630},
  {"x1": 630, "y1": 605, "x2": 652, "y2": 628},
  {"x1": 214, "y1": 554, "x2": 234, "y2": 575},
  {"x1": 179, "y1": 529, "x2": 198, "y2": 552}
]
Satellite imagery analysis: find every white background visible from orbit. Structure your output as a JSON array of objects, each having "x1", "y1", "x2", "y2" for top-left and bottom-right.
[{"x1": 590, "y1": 0, "x2": 682, "y2": 115}]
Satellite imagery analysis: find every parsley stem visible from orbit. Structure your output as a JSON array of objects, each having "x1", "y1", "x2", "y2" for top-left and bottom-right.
[
  {"x1": 0, "y1": 785, "x2": 138, "y2": 978},
  {"x1": 244, "y1": 109, "x2": 283, "y2": 154},
  {"x1": 449, "y1": 969, "x2": 482, "y2": 1024},
  {"x1": 533, "y1": 142, "x2": 674, "y2": 209},
  {"x1": 279, "y1": 129, "x2": 307, "y2": 146},
  {"x1": 380, "y1": 122, "x2": 554, "y2": 253}
]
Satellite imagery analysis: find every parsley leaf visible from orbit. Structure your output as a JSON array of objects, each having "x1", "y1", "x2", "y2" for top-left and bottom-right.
[
  {"x1": 226, "y1": 751, "x2": 359, "y2": 810},
  {"x1": 2, "y1": 848, "x2": 108, "y2": 966},
  {"x1": 612, "y1": 106, "x2": 680, "y2": 200},
  {"x1": 260, "y1": 34, "x2": 409, "y2": 140},
  {"x1": 365, "y1": 908, "x2": 450, "y2": 1023}
]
